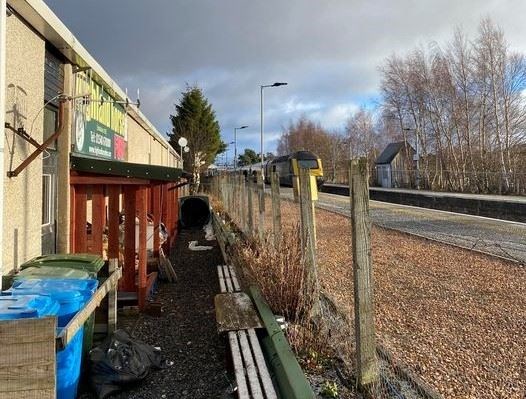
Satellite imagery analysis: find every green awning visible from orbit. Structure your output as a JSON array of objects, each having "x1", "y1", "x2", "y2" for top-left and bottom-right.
[{"x1": 70, "y1": 154, "x2": 185, "y2": 182}]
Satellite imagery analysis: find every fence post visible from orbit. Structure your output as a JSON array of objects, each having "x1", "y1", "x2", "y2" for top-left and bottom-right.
[
  {"x1": 298, "y1": 167, "x2": 320, "y2": 319},
  {"x1": 270, "y1": 171, "x2": 282, "y2": 247},
  {"x1": 240, "y1": 173, "x2": 247, "y2": 233},
  {"x1": 247, "y1": 176, "x2": 254, "y2": 237},
  {"x1": 350, "y1": 158, "x2": 378, "y2": 389},
  {"x1": 257, "y1": 171, "x2": 265, "y2": 241}
]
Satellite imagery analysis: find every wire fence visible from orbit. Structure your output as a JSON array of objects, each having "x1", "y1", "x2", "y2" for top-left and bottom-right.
[{"x1": 201, "y1": 170, "x2": 525, "y2": 399}]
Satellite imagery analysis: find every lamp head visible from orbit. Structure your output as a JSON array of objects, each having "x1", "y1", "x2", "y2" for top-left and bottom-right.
[
  {"x1": 178, "y1": 137, "x2": 188, "y2": 147},
  {"x1": 272, "y1": 82, "x2": 287, "y2": 87}
]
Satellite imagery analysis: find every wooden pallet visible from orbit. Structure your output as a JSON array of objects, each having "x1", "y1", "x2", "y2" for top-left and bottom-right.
[{"x1": 216, "y1": 265, "x2": 277, "y2": 399}]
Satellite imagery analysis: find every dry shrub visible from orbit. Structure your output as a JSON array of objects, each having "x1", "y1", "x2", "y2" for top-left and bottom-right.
[
  {"x1": 231, "y1": 225, "x2": 345, "y2": 364},
  {"x1": 232, "y1": 224, "x2": 305, "y2": 321}
]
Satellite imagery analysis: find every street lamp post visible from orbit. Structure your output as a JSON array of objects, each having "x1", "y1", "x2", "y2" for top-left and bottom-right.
[
  {"x1": 178, "y1": 137, "x2": 188, "y2": 169},
  {"x1": 234, "y1": 125, "x2": 248, "y2": 170},
  {"x1": 225, "y1": 141, "x2": 235, "y2": 169},
  {"x1": 260, "y1": 82, "x2": 287, "y2": 178}
]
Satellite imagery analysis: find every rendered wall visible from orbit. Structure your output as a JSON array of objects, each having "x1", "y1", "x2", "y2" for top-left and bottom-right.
[
  {"x1": 126, "y1": 114, "x2": 178, "y2": 167},
  {"x1": 3, "y1": 14, "x2": 45, "y2": 273}
]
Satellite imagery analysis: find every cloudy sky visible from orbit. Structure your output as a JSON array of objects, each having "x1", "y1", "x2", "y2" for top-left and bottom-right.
[{"x1": 44, "y1": 0, "x2": 526, "y2": 162}]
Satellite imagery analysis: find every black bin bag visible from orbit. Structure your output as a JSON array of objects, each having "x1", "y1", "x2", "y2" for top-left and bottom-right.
[{"x1": 88, "y1": 329, "x2": 167, "y2": 398}]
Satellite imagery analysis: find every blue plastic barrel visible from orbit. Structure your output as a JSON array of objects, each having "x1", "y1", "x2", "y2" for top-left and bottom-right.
[
  {"x1": 4, "y1": 278, "x2": 97, "y2": 326},
  {"x1": 0, "y1": 295, "x2": 59, "y2": 319},
  {"x1": 0, "y1": 294, "x2": 85, "y2": 399},
  {"x1": 56, "y1": 327, "x2": 84, "y2": 399}
]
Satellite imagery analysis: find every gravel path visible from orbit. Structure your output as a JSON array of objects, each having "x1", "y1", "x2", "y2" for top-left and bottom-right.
[
  {"x1": 107, "y1": 229, "x2": 231, "y2": 399},
  {"x1": 279, "y1": 187, "x2": 526, "y2": 264}
]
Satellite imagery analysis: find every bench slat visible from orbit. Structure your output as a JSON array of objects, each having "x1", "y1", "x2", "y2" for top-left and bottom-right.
[
  {"x1": 223, "y1": 265, "x2": 234, "y2": 292},
  {"x1": 229, "y1": 331, "x2": 249, "y2": 398},
  {"x1": 229, "y1": 265, "x2": 241, "y2": 291},
  {"x1": 217, "y1": 266, "x2": 227, "y2": 293},
  {"x1": 238, "y1": 330, "x2": 264, "y2": 399},
  {"x1": 248, "y1": 328, "x2": 278, "y2": 399}
]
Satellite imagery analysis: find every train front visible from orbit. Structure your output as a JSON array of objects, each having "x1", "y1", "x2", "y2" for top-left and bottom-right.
[{"x1": 292, "y1": 151, "x2": 325, "y2": 188}]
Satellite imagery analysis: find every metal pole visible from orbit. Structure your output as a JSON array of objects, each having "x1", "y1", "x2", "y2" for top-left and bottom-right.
[
  {"x1": 180, "y1": 145, "x2": 184, "y2": 170},
  {"x1": 260, "y1": 86, "x2": 264, "y2": 178}
]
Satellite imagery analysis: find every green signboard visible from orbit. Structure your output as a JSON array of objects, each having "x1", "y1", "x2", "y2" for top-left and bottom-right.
[{"x1": 73, "y1": 72, "x2": 127, "y2": 160}]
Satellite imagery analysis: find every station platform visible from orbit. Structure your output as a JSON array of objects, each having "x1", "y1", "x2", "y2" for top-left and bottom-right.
[{"x1": 321, "y1": 183, "x2": 526, "y2": 222}]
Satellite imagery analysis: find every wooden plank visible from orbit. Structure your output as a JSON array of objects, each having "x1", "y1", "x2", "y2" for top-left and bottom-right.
[
  {"x1": 73, "y1": 184, "x2": 87, "y2": 253},
  {"x1": 107, "y1": 185, "x2": 120, "y2": 259},
  {"x1": 123, "y1": 186, "x2": 137, "y2": 292},
  {"x1": 0, "y1": 318, "x2": 55, "y2": 397},
  {"x1": 70, "y1": 175, "x2": 151, "y2": 185},
  {"x1": 91, "y1": 185, "x2": 105, "y2": 255},
  {"x1": 238, "y1": 330, "x2": 264, "y2": 399},
  {"x1": 57, "y1": 268, "x2": 122, "y2": 349},
  {"x1": 229, "y1": 265, "x2": 241, "y2": 292},
  {"x1": 107, "y1": 258, "x2": 118, "y2": 334},
  {"x1": 240, "y1": 175, "x2": 247, "y2": 233},
  {"x1": 152, "y1": 184, "x2": 161, "y2": 257},
  {"x1": 214, "y1": 293, "x2": 263, "y2": 332},
  {"x1": 137, "y1": 186, "x2": 148, "y2": 310},
  {"x1": 247, "y1": 178, "x2": 254, "y2": 236},
  {"x1": 228, "y1": 331, "x2": 249, "y2": 398},
  {"x1": 248, "y1": 328, "x2": 277, "y2": 399},
  {"x1": 223, "y1": 265, "x2": 233, "y2": 293},
  {"x1": 69, "y1": 184, "x2": 76, "y2": 251},
  {"x1": 217, "y1": 266, "x2": 226, "y2": 293},
  {"x1": 350, "y1": 158, "x2": 379, "y2": 387}
]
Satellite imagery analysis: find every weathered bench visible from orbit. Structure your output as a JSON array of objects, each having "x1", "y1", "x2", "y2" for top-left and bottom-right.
[{"x1": 216, "y1": 265, "x2": 277, "y2": 399}]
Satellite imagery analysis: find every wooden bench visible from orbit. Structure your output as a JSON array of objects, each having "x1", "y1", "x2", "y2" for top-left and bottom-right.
[{"x1": 216, "y1": 265, "x2": 277, "y2": 399}]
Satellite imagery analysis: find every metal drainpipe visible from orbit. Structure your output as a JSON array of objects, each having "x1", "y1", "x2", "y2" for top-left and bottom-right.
[{"x1": 0, "y1": 0, "x2": 7, "y2": 289}]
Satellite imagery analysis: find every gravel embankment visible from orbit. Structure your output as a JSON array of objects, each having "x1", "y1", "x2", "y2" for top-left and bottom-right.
[{"x1": 274, "y1": 201, "x2": 525, "y2": 399}]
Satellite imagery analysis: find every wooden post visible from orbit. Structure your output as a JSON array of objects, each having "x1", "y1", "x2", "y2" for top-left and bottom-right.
[
  {"x1": 350, "y1": 158, "x2": 378, "y2": 388},
  {"x1": 91, "y1": 185, "x2": 105, "y2": 255},
  {"x1": 247, "y1": 177, "x2": 254, "y2": 237},
  {"x1": 270, "y1": 171, "x2": 282, "y2": 246},
  {"x1": 152, "y1": 184, "x2": 161, "y2": 258},
  {"x1": 137, "y1": 186, "x2": 148, "y2": 310},
  {"x1": 107, "y1": 185, "x2": 120, "y2": 333},
  {"x1": 298, "y1": 168, "x2": 320, "y2": 318},
  {"x1": 257, "y1": 171, "x2": 265, "y2": 241},
  {"x1": 240, "y1": 174, "x2": 247, "y2": 233},
  {"x1": 123, "y1": 186, "x2": 137, "y2": 292},
  {"x1": 73, "y1": 185, "x2": 87, "y2": 253}
]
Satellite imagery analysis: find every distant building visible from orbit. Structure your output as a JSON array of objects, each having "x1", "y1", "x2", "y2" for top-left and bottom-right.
[{"x1": 375, "y1": 141, "x2": 415, "y2": 188}]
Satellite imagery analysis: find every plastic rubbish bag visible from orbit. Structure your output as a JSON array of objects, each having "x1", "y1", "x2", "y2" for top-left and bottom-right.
[{"x1": 88, "y1": 329, "x2": 167, "y2": 398}]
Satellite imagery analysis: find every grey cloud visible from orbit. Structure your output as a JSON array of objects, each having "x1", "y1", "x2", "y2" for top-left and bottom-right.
[{"x1": 44, "y1": 0, "x2": 526, "y2": 153}]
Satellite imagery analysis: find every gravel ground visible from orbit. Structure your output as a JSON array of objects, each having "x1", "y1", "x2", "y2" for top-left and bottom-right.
[
  {"x1": 273, "y1": 201, "x2": 525, "y2": 399},
  {"x1": 279, "y1": 187, "x2": 526, "y2": 264},
  {"x1": 81, "y1": 229, "x2": 231, "y2": 399}
]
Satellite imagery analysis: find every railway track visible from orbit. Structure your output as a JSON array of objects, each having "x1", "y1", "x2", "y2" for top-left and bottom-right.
[{"x1": 277, "y1": 187, "x2": 526, "y2": 265}]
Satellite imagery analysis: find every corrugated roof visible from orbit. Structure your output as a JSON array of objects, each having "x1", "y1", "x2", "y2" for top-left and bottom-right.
[{"x1": 376, "y1": 142, "x2": 411, "y2": 164}]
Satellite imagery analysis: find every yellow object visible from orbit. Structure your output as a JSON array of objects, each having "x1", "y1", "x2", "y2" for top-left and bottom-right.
[{"x1": 310, "y1": 175, "x2": 318, "y2": 201}]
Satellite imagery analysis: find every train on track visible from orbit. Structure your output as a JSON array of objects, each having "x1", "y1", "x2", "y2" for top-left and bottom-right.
[{"x1": 241, "y1": 150, "x2": 325, "y2": 188}]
